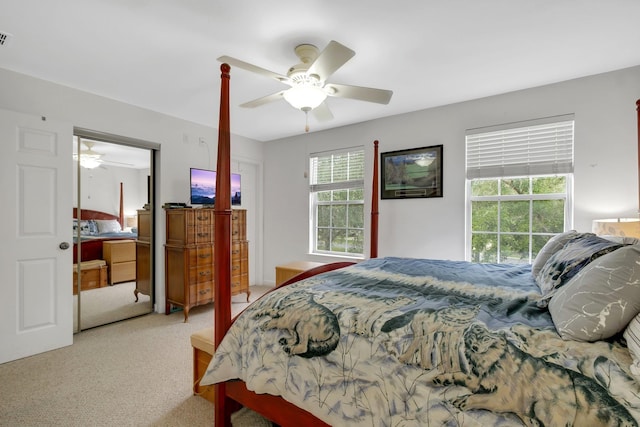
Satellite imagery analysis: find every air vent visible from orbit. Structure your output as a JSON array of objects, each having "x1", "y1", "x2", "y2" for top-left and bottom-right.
[{"x1": 0, "y1": 31, "x2": 13, "y2": 47}]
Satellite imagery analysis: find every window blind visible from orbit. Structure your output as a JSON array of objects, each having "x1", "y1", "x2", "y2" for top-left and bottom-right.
[
  {"x1": 309, "y1": 147, "x2": 364, "y2": 192},
  {"x1": 466, "y1": 117, "x2": 574, "y2": 180}
]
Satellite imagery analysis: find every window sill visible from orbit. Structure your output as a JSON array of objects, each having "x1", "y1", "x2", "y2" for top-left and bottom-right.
[{"x1": 308, "y1": 252, "x2": 365, "y2": 262}]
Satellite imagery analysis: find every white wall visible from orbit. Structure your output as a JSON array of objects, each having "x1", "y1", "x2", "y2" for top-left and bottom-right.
[
  {"x1": 263, "y1": 66, "x2": 640, "y2": 282},
  {"x1": 0, "y1": 68, "x2": 264, "y2": 312},
  {"x1": 73, "y1": 162, "x2": 149, "y2": 218},
  {"x1": 3, "y1": 65, "x2": 639, "y2": 292}
]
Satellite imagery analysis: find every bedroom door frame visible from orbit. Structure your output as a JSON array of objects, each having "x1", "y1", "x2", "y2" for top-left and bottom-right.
[{"x1": 73, "y1": 127, "x2": 159, "y2": 332}]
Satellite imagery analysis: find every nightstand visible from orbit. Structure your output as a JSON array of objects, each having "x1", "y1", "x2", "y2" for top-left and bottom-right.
[
  {"x1": 275, "y1": 261, "x2": 326, "y2": 287},
  {"x1": 103, "y1": 240, "x2": 136, "y2": 285}
]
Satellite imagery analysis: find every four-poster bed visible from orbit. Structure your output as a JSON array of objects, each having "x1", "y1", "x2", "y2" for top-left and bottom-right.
[
  {"x1": 72, "y1": 183, "x2": 136, "y2": 264},
  {"x1": 206, "y1": 62, "x2": 640, "y2": 425}
]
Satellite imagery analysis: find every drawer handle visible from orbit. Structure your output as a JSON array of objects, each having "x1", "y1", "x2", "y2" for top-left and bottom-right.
[
  {"x1": 232, "y1": 265, "x2": 239, "y2": 271},
  {"x1": 197, "y1": 216, "x2": 208, "y2": 221},
  {"x1": 199, "y1": 289, "x2": 210, "y2": 295},
  {"x1": 232, "y1": 250, "x2": 239, "y2": 255},
  {"x1": 198, "y1": 253, "x2": 211, "y2": 258},
  {"x1": 199, "y1": 271, "x2": 211, "y2": 277},
  {"x1": 197, "y1": 232, "x2": 209, "y2": 238},
  {"x1": 233, "y1": 230, "x2": 238, "y2": 235}
]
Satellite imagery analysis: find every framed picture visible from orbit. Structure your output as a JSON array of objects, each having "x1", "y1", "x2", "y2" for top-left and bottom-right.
[{"x1": 381, "y1": 144, "x2": 443, "y2": 199}]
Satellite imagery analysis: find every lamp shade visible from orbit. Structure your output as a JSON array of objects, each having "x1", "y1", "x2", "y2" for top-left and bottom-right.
[
  {"x1": 283, "y1": 85, "x2": 327, "y2": 111},
  {"x1": 125, "y1": 215, "x2": 137, "y2": 228},
  {"x1": 592, "y1": 218, "x2": 640, "y2": 238}
]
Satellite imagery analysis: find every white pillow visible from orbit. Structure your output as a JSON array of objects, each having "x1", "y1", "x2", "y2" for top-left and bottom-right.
[
  {"x1": 95, "y1": 219, "x2": 122, "y2": 234},
  {"x1": 548, "y1": 245, "x2": 640, "y2": 341},
  {"x1": 624, "y1": 313, "x2": 640, "y2": 381}
]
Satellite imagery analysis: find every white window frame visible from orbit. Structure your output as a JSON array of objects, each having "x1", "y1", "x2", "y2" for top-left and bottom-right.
[
  {"x1": 466, "y1": 175, "x2": 573, "y2": 262},
  {"x1": 465, "y1": 116, "x2": 575, "y2": 262},
  {"x1": 309, "y1": 147, "x2": 365, "y2": 257}
]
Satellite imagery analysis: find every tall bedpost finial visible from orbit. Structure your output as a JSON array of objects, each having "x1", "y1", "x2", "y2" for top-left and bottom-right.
[
  {"x1": 214, "y1": 62, "x2": 233, "y2": 427},
  {"x1": 371, "y1": 140, "x2": 379, "y2": 258}
]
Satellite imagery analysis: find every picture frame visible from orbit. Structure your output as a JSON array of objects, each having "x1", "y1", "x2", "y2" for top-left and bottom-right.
[{"x1": 381, "y1": 144, "x2": 443, "y2": 199}]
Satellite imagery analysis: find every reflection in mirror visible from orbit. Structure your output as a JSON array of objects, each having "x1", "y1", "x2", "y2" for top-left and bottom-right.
[{"x1": 73, "y1": 135, "x2": 154, "y2": 332}]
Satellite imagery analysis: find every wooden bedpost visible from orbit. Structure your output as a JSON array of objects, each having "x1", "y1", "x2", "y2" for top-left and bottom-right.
[
  {"x1": 119, "y1": 182, "x2": 124, "y2": 230},
  {"x1": 371, "y1": 140, "x2": 379, "y2": 258},
  {"x1": 214, "y1": 62, "x2": 232, "y2": 427}
]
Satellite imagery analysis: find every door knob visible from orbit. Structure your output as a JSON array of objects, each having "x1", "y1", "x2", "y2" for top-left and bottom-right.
[{"x1": 59, "y1": 242, "x2": 70, "y2": 250}]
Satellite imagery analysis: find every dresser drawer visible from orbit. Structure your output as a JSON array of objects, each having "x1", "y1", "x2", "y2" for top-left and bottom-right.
[
  {"x1": 231, "y1": 210, "x2": 246, "y2": 240},
  {"x1": 231, "y1": 261, "x2": 242, "y2": 277},
  {"x1": 231, "y1": 274, "x2": 248, "y2": 293},
  {"x1": 111, "y1": 260, "x2": 136, "y2": 284},
  {"x1": 187, "y1": 245, "x2": 213, "y2": 266},
  {"x1": 185, "y1": 225, "x2": 213, "y2": 244},
  {"x1": 103, "y1": 240, "x2": 136, "y2": 263},
  {"x1": 190, "y1": 265, "x2": 213, "y2": 284},
  {"x1": 189, "y1": 210, "x2": 214, "y2": 226},
  {"x1": 191, "y1": 282, "x2": 213, "y2": 304}
]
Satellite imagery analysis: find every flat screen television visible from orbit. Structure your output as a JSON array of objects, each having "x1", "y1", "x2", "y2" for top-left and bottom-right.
[{"x1": 190, "y1": 168, "x2": 241, "y2": 206}]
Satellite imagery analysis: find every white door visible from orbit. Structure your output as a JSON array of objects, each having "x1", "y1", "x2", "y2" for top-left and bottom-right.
[{"x1": 0, "y1": 109, "x2": 73, "y2": 364}]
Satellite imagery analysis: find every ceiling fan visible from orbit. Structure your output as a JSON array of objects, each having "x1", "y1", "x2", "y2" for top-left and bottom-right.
[
  {"x1": 74, "y1": 141, "x2": 103, "y2": 169},
  {"x1": 73, "y1": 140, "x2": 135, "y2": 169},
  {"x1": 218, "y1": 40, "x2": 393, "y2": 131}
]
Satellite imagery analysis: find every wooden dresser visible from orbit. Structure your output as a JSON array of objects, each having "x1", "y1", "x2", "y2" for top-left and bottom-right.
[
  {"x1": 135, "y1": 209, "x2": 152, "y2": 302},
  {"x1": 103, "y1": 239, "x2": 136, "y2": 285},
  {"x1": 164, "y1": 208, "x2": 249, "y2": 321}
]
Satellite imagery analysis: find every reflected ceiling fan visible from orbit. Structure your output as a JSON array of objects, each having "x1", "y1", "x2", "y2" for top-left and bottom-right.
[
  {"x1": 73, "y1": 140, "x2": 134, "y2": 169},
  {"x1": 74, "y1": 141, "x2": 103, "y2": 169},
  {"x1": 218, "y1": 40, "x2": 393, "y2": 131}
]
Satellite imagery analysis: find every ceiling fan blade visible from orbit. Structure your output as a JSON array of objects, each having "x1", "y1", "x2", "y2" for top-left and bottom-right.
[
  {"x1": 312, "y1": 102, "x2": 334, "y2": 122},
  {"x1": 307, "y1": 41, "x2": 355, "y2": 82},
  {"x1": 240, "y1": 90, "x2": 286, "y2": 108},
  {"x1": 217, "y1": 56, "x2": 291, "y2": 84},
  {"x1": 325, "y1": 83, "x2": 393, "y2": 104}
]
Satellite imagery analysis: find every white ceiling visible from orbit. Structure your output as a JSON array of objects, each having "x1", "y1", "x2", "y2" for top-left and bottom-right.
[{"x1": 2, "y1": 1, "x2": 640, "y2": 142}]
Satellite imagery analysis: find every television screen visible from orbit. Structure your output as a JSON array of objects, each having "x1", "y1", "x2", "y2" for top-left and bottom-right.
[{"x1": 190, "y1": 168, "x2": 241, "y2": 206}]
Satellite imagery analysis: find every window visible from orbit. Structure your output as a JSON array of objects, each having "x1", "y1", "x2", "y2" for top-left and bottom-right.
[
  {"x1": 310, "y1": 147, "x2": 365, "y2": 257},
  {"x1": 466, "y1": 117, "x2": 574, "y2": 263}
]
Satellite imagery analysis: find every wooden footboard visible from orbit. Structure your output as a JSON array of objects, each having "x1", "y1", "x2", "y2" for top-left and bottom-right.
[{"x1": 226, "y1": 381, "x2": 330, "y2": 427}]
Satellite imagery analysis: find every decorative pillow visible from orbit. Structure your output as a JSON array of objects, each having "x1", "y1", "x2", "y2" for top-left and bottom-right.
[
  {"x1": 73, "y1": 219, "x2": 97, "y2": 236},
  {"x1": 536, "y1": 233, "x2": 623, "y2": 297},
  {"x1": 548, "y1": 245, "x2": 640, "y2": 341},
  {"x1": 624, "y1": 313, "x2": 640, "y2": 380},
  {"x1": 95, "y1": 219, "x2": 122, "y2": 234},
  {"x1": 531, "y1": 230, "x2": 580, "y2": 279}
]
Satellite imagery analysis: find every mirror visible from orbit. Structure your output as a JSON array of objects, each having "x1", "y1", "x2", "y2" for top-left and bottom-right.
[{"x1": 72, "y1": 135, "x2": 154, "y2": 331}]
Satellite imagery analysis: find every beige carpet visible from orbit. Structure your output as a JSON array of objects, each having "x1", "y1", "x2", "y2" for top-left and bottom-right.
[
  {"x1": 0, "y1": 285, "x2": 274, "y2": 427},
  {"x1": 74, "y1": 281, "x2": 153, "y2": 330}
]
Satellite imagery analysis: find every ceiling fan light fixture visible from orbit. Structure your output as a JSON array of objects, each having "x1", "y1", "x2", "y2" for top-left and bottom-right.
[
  {"x1": 283, "y1": 84, "x2": 327, "y2": 111},
  {"x1": 79, "y1": 156, "x2": 102, "y2": 169}
]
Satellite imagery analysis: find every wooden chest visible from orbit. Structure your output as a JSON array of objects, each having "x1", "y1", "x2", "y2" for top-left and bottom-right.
[
  {"x1": 73, "y1": 260, "x2": 107, "y2": 294},
  {"x1": 191, "y1": 328, "x2": 215, "y2": 403},
  {"x1": 164, "y1": 208, "x2": 250, "y2": 321}
]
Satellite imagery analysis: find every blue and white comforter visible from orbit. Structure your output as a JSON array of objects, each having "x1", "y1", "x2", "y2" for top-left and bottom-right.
[{"x1": 202, "y1": 257, "x2": 640, "y2": 426}]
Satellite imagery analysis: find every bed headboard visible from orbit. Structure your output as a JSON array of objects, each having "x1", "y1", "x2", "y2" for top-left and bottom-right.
[
  {"x1": 73, "y1": 208, "x2": 119, "y2": 221},
  {"x1": 73, "y1": 182, "x2": 125, "y2": 228}
]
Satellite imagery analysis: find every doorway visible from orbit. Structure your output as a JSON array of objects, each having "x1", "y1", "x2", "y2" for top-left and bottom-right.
[{"x1": 73, "y1": 129, "x2": 157, "y2": 332}]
